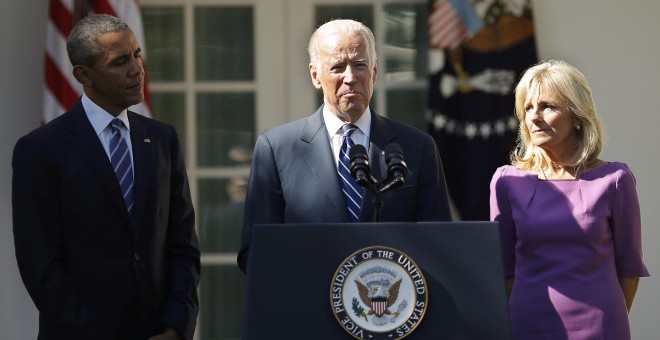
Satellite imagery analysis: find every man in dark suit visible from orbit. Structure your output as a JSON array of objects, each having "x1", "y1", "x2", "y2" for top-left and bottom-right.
[
  {"x1": 12, "y1": 15, "x2": 200, "y2": 340},
  {"x1": 237, "y1": 19, "x2": 452, "y2": 273}
]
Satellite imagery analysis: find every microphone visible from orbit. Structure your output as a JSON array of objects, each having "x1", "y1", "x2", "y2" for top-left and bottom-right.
[
  {"x1": 349, "y1": 144, "x2": 377, "y2": 189},
  {"x1": 384, "y1": 143, "x2": 407, "y2": 189}
]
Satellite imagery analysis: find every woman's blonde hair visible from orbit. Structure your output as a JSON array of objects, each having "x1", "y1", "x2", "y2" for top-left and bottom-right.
[{"x1": 512, "y1": 59, "x2": 604, "y2": 172}]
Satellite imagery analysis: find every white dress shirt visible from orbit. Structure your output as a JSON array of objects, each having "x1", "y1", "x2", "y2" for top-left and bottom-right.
[
  {"x1": 81, "y1": 93, "x2": 134, "y2": 174},
  {"x1": 323, "y1": 106, "x2": 372, "y2": 166}
]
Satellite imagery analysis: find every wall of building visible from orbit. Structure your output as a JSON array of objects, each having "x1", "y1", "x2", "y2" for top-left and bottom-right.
[
  {"x1": 0, "y1": 0, "x2": 47, "y2": 339},
  {"x1": 533, "y1": 1, "x2": 660, "y2": 338}
]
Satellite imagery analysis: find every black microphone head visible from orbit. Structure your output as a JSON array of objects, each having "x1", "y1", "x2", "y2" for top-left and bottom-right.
[
  {"x1": 384, "y1": 143, "x2": 404, "y2": 162},
  {"x1": 349, "y1": 144, "x2": 368, "y2": 161},
  {"x1": 384, "y1": 143, "x2": 407, "y2": 179},
  {"x1": 348, "y1": 144, "x2": 375, "y2": 187}
]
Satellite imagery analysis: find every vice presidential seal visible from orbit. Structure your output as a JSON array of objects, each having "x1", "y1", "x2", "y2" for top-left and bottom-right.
[{"x1": 330, "y1": 246, "x2": 428, "y2": 339}]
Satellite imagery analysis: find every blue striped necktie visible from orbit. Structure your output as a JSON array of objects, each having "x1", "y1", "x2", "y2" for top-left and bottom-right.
[
  {"x1": 338, "y1": 124, "x2": 363, "y2": 222},
  {"x1": 109, "y1": 118, "x2": 135, "y2": 221}
]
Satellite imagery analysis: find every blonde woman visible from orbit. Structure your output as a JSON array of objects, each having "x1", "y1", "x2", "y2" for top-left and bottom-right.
[{"x1": 490, "y1": 60, "x2": 649, "y2": 339}]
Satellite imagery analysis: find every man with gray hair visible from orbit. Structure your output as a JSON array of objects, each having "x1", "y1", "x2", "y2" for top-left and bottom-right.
[
  {"x1": 13, "y1": 14, "x2": 200, "y2": 339},
  {"x1": 238, "y1": 19, "x2": 452, "y2": 273}
]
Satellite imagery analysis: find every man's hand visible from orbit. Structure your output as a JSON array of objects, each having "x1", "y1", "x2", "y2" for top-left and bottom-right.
[{"x1": 149, "y1": 326, "x2": 183, "y2": 340}]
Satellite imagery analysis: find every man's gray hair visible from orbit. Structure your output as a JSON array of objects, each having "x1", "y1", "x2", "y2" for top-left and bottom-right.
[
  {"x1": 66, "y1": 14, "x2": 129, "y2": 67},
  {"x1": 308, "y1": 19, "x2": 377, "y2": 69}
]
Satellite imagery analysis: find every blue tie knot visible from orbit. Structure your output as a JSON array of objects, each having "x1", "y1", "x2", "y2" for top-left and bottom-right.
[
  {"x1": 342, "y1": 124, "x2": 358, "y2": 138},
  {"x1": 111, "y1": 118, "x2": 124, "y2": 130}
]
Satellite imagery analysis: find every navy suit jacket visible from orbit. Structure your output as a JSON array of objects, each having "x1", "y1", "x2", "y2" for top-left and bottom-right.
[
  {"x1": 12, "y1": 101, "x2": 200, "y2": 339},
  {"x1": 238, "y1": 106, "x2": 452, "y2": 272}
]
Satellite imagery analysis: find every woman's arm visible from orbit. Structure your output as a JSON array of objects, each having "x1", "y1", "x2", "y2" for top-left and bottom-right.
[{"x1": 618, "y1": 276, "x2": 640, "y2": 312}]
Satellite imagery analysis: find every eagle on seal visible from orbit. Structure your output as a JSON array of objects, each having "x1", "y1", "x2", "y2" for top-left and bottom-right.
[{"x1": 355, "y1": 278, "x2": 402, "y2": 318}]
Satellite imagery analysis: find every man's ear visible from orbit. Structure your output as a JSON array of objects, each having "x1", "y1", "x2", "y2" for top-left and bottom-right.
[
  {"x1": 72, "y1": 65, "x2": 92, "y2": 87},
  {"x1": 309, "y1": 64, "x2": 322, "y2": 89}
]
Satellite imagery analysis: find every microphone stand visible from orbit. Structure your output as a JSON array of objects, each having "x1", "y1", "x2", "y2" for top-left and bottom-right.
[
  {"x1": 350, "y1": 143, "x2": 406, "y2": 222},
  {"x1": 373, "y1": 192, "x2": 383, "y2": 223},
  {"x1": 354, "y1": 178, "x2": 382, "y2": 222},
  {"x1": 370, "y1": 176, "x2": 404, "y2": 222},
  {"x1": 358, "y1": 177, "x2": 404, "y2": 222}
]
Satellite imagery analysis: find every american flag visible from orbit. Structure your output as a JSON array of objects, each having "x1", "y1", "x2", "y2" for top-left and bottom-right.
[
  {"x1": 44, "y1": 0, "x2": 151, "y2": 123},
  {"x1": 428, "y1": 0, "x2": 469, "y2": 49}
]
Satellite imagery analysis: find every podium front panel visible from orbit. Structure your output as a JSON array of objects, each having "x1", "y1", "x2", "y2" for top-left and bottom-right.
[{"x1": 243, "y1": 222, "x2": 511, "y2": 340}]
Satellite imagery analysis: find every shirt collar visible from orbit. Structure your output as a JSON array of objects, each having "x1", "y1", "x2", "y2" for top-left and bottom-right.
[
  {"x1": 81, "y1": 93, "x2": 130, "y2": 136},
  {"x1": 322, "y1": 106, "x2": 371, "y2": 139}
]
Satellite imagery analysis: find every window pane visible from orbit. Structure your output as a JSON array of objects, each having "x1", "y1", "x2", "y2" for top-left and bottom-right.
[
  {"x1": 198, "y1": 178, "x2": 246, "y2": 253},
  {"x1": 387, "y1": 89, "x2": 427, "y2": 130},
  {"x1": 195, "y1": 7, "x2": 254, "y2": 81},
  {"x1": 196, "y1": 92, "x2": 255, "y2": 167},
  {"x1": 141, "y1": 6, "x2": 184, "y2": 81},
  {"x1": 200, "y1": 265, "x2": 245, "y2": 339},
  {"x1": 150, "y1": 92, "x2": 186, "y2": 152},
  {"x1": 384, "y1": 4, "x2": 428, "y2": 81},
  {"x1": 315, "y1": 5, "x2": 373, "y2": 30}
]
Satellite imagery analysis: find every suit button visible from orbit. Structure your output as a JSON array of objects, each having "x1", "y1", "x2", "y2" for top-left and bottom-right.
[{"x1": 134, "y1": 252, "x2": 141, "y2": 262}]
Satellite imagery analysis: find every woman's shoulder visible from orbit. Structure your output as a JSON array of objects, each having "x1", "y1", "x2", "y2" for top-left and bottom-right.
[
  {"x1": 582, "y1": 161, "x2": 634, "y2": 177},
  {"x1": 581, "y1": 161, "x2": 637, "y2": 186},
  {"x1": 605, "y1": 161, "x2": 633, "y2": 173},
  {"x1": 491, "y1": 165, "x2": 539, "y2": 191},
  {"x1": 494, "y1": 165, "x2": 537, "y2": 178}
]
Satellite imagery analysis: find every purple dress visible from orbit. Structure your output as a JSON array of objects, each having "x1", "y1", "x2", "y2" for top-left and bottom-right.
[{"x1": 490, "y1": 163, "x2": 649, "y2": 340}]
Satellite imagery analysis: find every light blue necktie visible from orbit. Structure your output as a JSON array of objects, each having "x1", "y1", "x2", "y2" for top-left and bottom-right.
[
  {"x1": 109, "y1": 118, "x2": 135, "y2": 220},
  {"x1": 338, "y1": 124, "x2": 363, "y2": 221}
]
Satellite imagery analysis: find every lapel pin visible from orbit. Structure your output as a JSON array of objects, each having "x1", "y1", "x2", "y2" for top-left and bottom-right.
[{"x1": 144, "y1": 138, "x2": 151, "y2": 143}]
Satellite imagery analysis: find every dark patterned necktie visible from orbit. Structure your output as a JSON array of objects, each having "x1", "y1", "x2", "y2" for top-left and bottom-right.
[
  {"x1": 337, "y1": 124, "x2": 362, "y2": 221},
  {"x1": 109, "y1": 118, "x2": 135, "y2": 220}
]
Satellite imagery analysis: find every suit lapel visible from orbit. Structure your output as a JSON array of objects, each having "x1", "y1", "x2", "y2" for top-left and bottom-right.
[
  {"x1": 301, "y1": 106, "x2": 351, "y2": 222},
  {"x1": 63, "y1": 102, "x2": 133, "y2": 230},
  {"x1": 128, "y1": 112, "x2": 154, "y2": 240}
]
